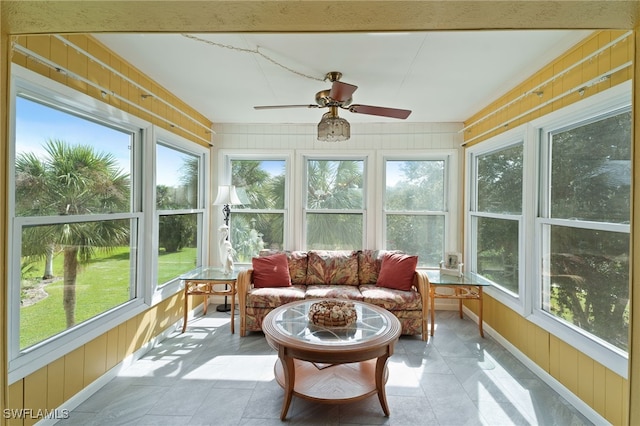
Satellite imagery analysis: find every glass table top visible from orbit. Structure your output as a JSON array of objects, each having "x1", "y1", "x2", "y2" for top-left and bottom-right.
[
  {"x1": 425, "y1": 270, "x2": 493, "y2": 286},
  {"x1": 271, "y1": 300, "x2": 390, "y2": 346},
  {"x1": 179, "y1": 266, "x2": 239, "y2": 281}
]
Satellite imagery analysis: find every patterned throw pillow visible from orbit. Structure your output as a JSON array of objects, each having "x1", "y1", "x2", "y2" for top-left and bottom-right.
[
  {"x1": 306, "y1": 250, "x2": 359, "y2": 285},
  {"x1": 376, "y1": 252, "x2": 418, "y2": 291},
  {"x1": 358, "y1": 249, "x2": 401, "y2": 285},
  {"x1": 258, "y1": 249, "x2": 308, "y2": 285}
]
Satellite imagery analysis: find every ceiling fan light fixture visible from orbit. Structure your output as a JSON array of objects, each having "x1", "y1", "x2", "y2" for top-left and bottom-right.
[{"x1": 317, "y1": 110, "x2": 350, "y2": 142}]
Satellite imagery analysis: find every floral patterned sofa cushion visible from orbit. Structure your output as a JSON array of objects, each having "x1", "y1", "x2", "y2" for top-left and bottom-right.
[
  {"x1": 305, "y1": 250, "x2": 359, "y2": 285},
  {"x1": 305, "y1": 285, "x2": 364, "y2": 301},
  {"x1": 245, "y1": 285, "x2": 307, "y2": 309},
  {"x1": 359, "y1": 284, "x2": 423, "y2": 311}
]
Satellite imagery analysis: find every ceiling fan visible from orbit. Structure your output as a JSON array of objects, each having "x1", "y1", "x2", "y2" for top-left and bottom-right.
[{"x1": 254, "y1": 71, "x2": 412, "y2": 141}]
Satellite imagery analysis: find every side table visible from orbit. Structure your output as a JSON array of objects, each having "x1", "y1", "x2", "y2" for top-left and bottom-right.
[
  {"x1": 425, "y1": 270, "x2": 492, "y2": 338},
  {"x1": 180, "y1": 267, "x2": 238, "y2": 333}
]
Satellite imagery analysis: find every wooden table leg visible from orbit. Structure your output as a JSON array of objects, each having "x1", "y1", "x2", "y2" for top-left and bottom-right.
[
  {"x1": 478, "y1": 286, "x2": 484, "y2": 338},
  {"x1": 230, "y1": 284, "x2": 235, "y2": 334},
  {"x1": 203, "y1": 295, "x2": 208, "y2": 315},
  {"x1": 430, "y1": 289, "x2": 435, "y2": 336},
  {"x1": 375, "y1": 353, "x2": 391, "y2": 416},
  {"x1": 278, "y1": 348, "x2": 295, "y2": 421},
  {"x1": 182, "y1": 283, "x2": 189, "y2": 333}
]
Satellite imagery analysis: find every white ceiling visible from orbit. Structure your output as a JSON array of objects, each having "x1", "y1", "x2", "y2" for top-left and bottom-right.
[{"x1": 94, "y1": 30, "x2": 592, "y2": 125}]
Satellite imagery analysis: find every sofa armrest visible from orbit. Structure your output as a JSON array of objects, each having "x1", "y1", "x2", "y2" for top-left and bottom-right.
[
  {"x1": 413, "y1": 270, "x2": 430, "y2": 296},
  {"x1": 414, "y1": 270, "x2": 430, "y2": 341},
  {"x1": 237, "y1": 269, "x2": 253, "y2": 301},
  {"x1": 237, "y1": 269, "x2": 253, "y2": 337}
]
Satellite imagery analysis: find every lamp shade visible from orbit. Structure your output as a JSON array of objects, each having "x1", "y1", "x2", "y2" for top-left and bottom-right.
[
  {"x1": 213, "y1": 185, "x2": 242, "y2": 205},
  {"x1": 317, "y1": 108, "x2": 350, "y2": 142}
]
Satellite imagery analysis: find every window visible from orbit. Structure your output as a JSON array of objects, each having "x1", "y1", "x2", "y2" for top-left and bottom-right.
[
  {"x1": 10, "y1": 67, "x2": 149, "y2": 379},
  {"x1": 469, "y1": 142, "x2": 523, "y2": 296},
  {"x1": 230, "y1": 158, "x2": 287, "y2": 260},
  {"x1": 8, "y1": 65, "x2": 210, "y2": 381},
  {"x1": 539, "y1": 108, "x2": 631, "y2": 353},
  {"x1": 384, "y1": 159, "x2": 446, "y2": 267},
  {"x1": 305, "y1": 158, "x2": 365, "y2": 250},
  {"x1": 155, "y1": 140, "x2": 205, "y2": 286}
]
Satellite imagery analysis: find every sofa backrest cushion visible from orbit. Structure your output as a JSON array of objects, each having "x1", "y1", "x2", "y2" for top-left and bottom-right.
[
  {"x1": 259, "y1": 249, "x2": 308, "y2": 285},
  {"x1": 377, "y1": 252, "x2": 418, "y2": 291},
  {"x1": 358, "y1": 249, "x2": 401, "y2": 285},
  {"x1": 287, "y1": 251, "x2": 309, "y2": 285},
  {"x1": 252, "y1": 253, "x2": 292, "y2": 288},
  {"x1": 306, "y1": 250, "x2": 359, "y2": 285}
]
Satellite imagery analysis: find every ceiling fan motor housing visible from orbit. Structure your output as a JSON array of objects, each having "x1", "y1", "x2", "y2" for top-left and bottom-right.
[{"x1": 315, "y1": 89, "x2": 352, "y2": 108}]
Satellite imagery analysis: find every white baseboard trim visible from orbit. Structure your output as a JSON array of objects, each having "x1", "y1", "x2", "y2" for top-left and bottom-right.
[
  {"x1": 39, "y1": 305, "x2": 204, "y2": 425},
  {"x1": 461, "y1": 307, "x2": 609, "y2": 426}
]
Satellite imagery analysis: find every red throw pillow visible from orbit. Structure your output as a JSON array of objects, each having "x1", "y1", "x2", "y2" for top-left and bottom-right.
[
  {"x1": 376, "y1": 253, "x2": 418, "y2": 291},
  {"x1": 252, "y1": 253, "x2": 292, "y2": 288}
]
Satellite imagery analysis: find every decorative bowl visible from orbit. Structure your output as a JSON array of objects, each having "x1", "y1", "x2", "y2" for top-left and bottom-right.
[{"x1": 308, "y1": 300, "x2": 357, "y2": 328}]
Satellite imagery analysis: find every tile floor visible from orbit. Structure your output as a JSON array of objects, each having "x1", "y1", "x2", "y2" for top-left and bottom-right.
[{"x1": 58, "y1": 309, "x2": 593, "y2": 425}]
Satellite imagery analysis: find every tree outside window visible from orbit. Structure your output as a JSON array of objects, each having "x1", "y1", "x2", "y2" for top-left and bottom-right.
[
  {"x1": 156, "y1": 143, "x2": 201, "y2": 284},
  {"x1": 472, "y1": 144, "x2": 523, "y2": 294},
  {"x1": 305, "y1": 159, "x2": 364, "y2": 250},
  {"x1": 15, "y1": 96, "x2": 136, "y2": 349},
  {"x1": 542, "y1": 109, "x2": 631, "y2": 351},
  {"x1": 384, "y1": 159, "x2": 446, "y2": 267},
  {"x1": 231, "y1": 159, "x2": 286, "y2": 261}
]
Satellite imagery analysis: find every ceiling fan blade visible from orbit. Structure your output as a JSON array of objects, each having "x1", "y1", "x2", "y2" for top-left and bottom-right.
[
  {"x1": 329, "y1": 81, "x2": 358, "y2": 102},
  {"x1": 348, "y1": 104, "x2": 411, "y2": 119},
  {"x1": 254, "y1": 104, "x2": 319, "y2": 110}
]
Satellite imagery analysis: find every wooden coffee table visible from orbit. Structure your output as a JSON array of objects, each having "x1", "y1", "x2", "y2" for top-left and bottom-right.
[{"x1": 262, "y1": 299, "x2": 401, "y2": 420}]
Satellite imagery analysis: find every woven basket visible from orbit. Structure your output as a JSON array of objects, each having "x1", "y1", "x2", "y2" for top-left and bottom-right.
[{"x1": 308, "y1": 300, "x2": 357, "y2": 328}]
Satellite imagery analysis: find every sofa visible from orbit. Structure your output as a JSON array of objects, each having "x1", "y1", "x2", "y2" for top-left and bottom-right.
[{"x1": 237, "y1": 249, "x2": 430, "y2": 340}]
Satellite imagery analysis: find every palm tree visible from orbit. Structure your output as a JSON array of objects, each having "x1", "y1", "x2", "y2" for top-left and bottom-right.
[
  {"x1": 306, "y1": 160, "x2": 363, "y2": 249},
  {"x1": 16, "y1": 139, "x2": 130, "y2": 328}
]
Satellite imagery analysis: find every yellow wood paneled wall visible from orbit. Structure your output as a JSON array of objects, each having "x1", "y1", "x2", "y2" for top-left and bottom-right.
[
  {"x1": 463, "y1": 30, "x2": 632, "y2": 425},
  {"x1": 6, "y1": 34, "x2": 211, "y2": 426},
  {"x1": 11, "y1": 34, "x2": 212, "y2": 148},
  {"x1": 6, "y1": 294, "x2": 196, "y2": 426},
  {"x1": 464, "y1": 30, "x2": 632, "y2": 147}
]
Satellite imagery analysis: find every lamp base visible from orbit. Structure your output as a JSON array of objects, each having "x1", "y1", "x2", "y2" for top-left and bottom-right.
[{"x1": 216, "y1": 303, "x2": 231, "y2": 313}]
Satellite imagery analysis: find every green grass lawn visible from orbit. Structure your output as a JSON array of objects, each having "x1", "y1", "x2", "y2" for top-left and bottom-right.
[{"x1": 20, "y1": 246, "x2": 197, "y2": 349}]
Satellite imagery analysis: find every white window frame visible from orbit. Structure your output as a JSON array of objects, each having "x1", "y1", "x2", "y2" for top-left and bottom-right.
[
  {"x1": 8, "y1": 65, "x2": 151, "y2": 382},
  {"x1": 465, "y1": 82, "x2": 630, "y2": 378},
  {"x1": 529, "y1": 81, "x2": 631, "y2": 377},
  {"x1": 300, "y1": 153, "x2": 371, "y2": 250},
  {"x1": 379, "y1": 150, "x2": 457, "y2": 266},
  {"x1": 465, "y1": 127, "x2": 529, "y2": 314},
  {"x1": 218, "y1": 150, "x2": 292, "y2": 262},
  {"x1": 148, "y1": 127, "x2": 209, "y2": 305}
]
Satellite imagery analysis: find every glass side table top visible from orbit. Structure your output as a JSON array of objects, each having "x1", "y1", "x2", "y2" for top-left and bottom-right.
[
  {"x1": 270, "y1": 300, "x2": 390, "y2": 346},
  {"x1": 179, "y1": 266, "x2": 239, "y2": 281},
  {"x1": 425, "y1": 270, "x2": 493, "y2": 286}
]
